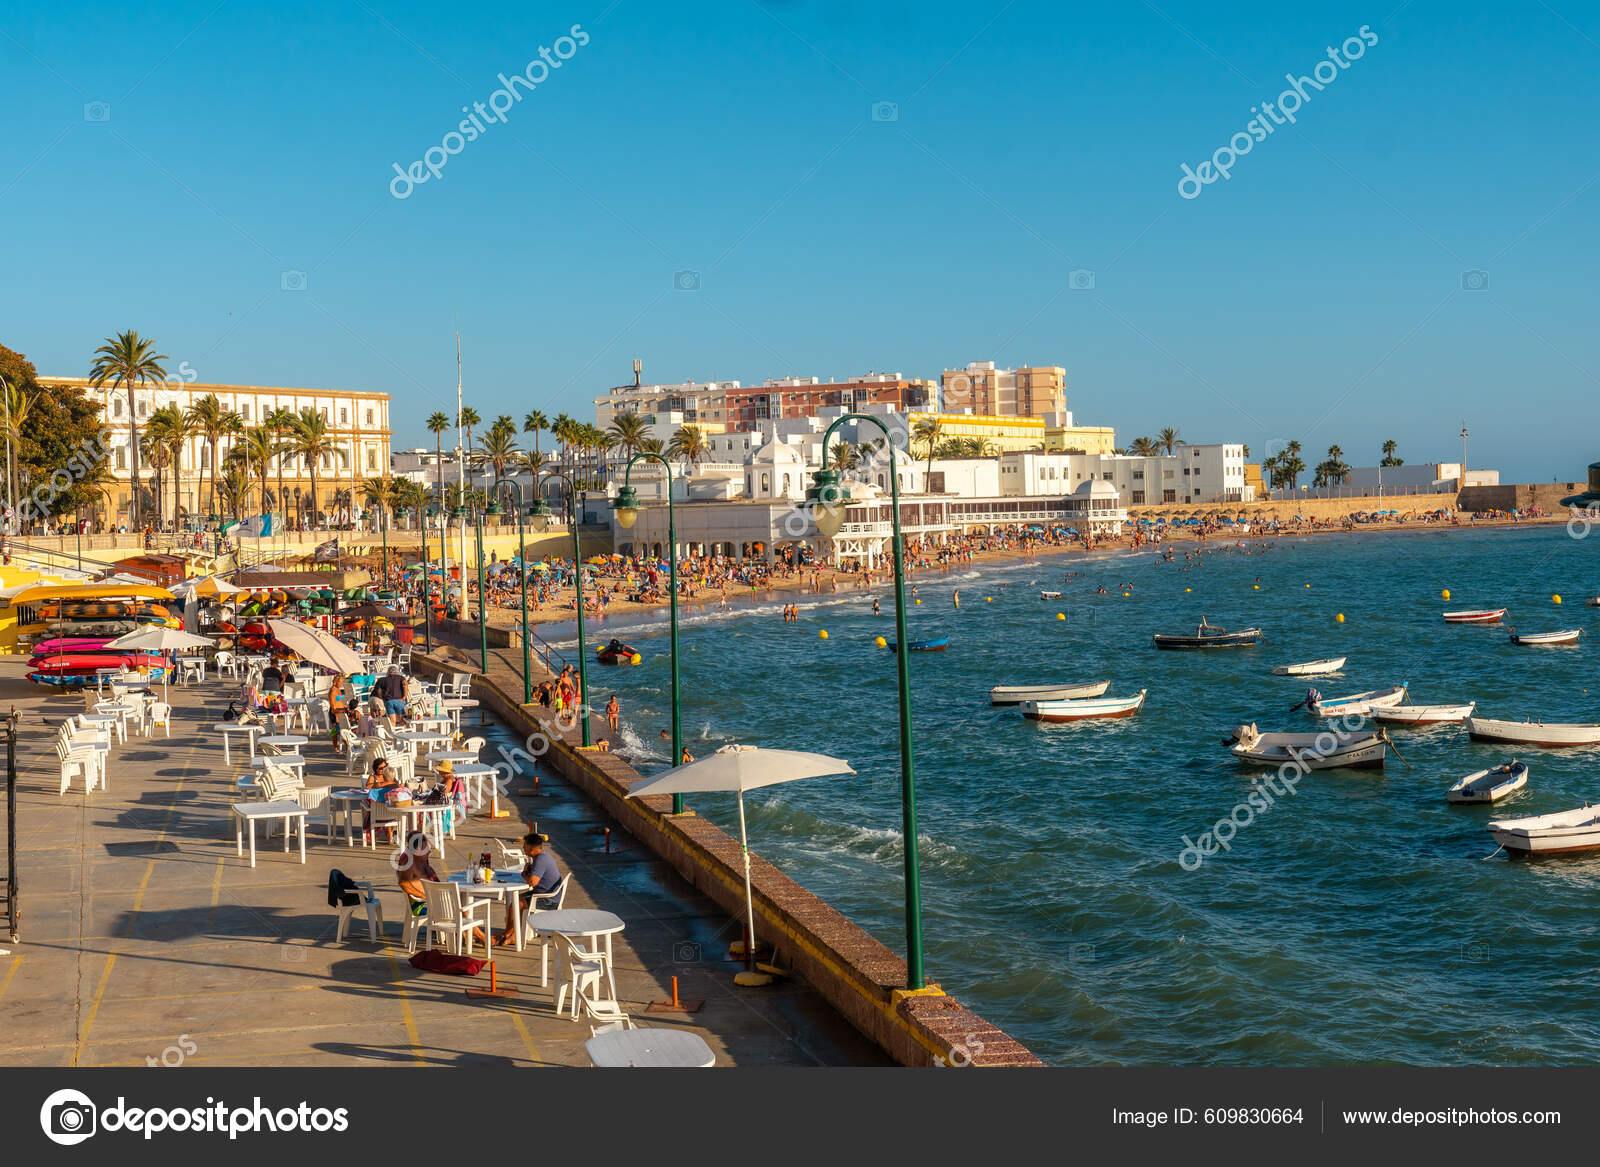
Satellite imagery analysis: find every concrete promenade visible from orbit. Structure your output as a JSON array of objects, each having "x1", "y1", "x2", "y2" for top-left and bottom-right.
[{"x1": 0, "y1": 663, "x2": 885, "y2": 1067}]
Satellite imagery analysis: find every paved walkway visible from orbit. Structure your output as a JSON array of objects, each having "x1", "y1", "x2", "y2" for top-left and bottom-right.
[{"x1": 0, "y1": 663, "x2": 885, "y2": 1067}]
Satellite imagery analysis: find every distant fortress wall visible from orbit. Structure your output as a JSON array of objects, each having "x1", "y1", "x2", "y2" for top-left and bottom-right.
[{"x1": 1458, "y1": 483, "x2": 1584, "y2": 512}]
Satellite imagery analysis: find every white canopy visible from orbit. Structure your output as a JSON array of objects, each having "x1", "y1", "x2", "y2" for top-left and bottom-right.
[{"x1": 267, "y1": 618, "x2": 363, "y2": 675}]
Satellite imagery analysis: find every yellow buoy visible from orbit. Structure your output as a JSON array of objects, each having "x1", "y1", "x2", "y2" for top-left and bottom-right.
[
  {"x1": 1442, "y1": 589, "x2": 1451, "y2": 600},
  {"x1": 915, "y1": 598, "x2": 922, "y2": 605},
  {"x1": 1184, "y1": 588, "x2": 1192, "y2": 593},
  {"x1": 1553, "y1": 594, "x2": 1562, "y2": 604},
  {"x1": 1336, "y1": 613, "x2": 1345, "y2": 623},
  {"x1": 1253, "y1": 584, "x2": 1260, "y2": 590},
  {"x1": 1305, "y1": 584, "x2": 1311, "y2": 588},
  {"x1": 630, "y1": 653, "x2": 642, "y2": 665},
  {"x1": 818, "y1": 629, "x2": 829, "y2": 639},
  {"x1": 985, "y1": 596, "x2": 992, "y2": 602},
  {"x1": 875, "y1": 636, "x2": 887, "y2": 648},
  {"x1": 1056, "y1": 612, "x2": 1066, "y2": 620}
]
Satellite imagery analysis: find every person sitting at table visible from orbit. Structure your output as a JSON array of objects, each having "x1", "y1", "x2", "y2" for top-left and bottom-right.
[
  {"x1": 363, "y1": 757, "x2": 404, "y2": 842},
  {"x1": 497, "y1": 832, "x2": 563, "y2": 945},
  {"x1": 259, "y1": 660, "x2": 285, "y2": 693},
  {"x1": 327, "y1": 674, "x2": 355, "y2": 736},
  {"x1": 373, "y1": 665, "x2": 408, "y2": 726},
  {"x1": 395, "y1": 833, "x2": 490, "y2": 948}
]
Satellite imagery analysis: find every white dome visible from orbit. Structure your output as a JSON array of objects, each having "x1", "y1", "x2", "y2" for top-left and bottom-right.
[
  {"x1": 751, "y1": 439, "x2": 805, "y2": 466},
  {"x1": 1073, "y1": 478, "x2": 1120, "y2": 499}
]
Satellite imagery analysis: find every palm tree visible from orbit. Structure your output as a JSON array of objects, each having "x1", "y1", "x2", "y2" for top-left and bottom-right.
[
  {"x1": 234, "y1": 426, "x2": 283, "y2": 514},
  {"x1": 216, "y1": 462, "x2": 250, "y2": 521},
  {"x1": 394, "y1": 477, "x2": 429, "y2": 529},
  {"x1": 263, "y1": 406, "x2": 299, "y2": 524},
  {"x1": 830, "y1": 441, "x2": 858, "y2": 470},
  {"x1": 425, "y1": 410, "x2": 451, "y2": 510},
  {"x1": 1128, "y1": 436, "x2": 1158, "y2": 456},
  {"x1": 360, "y1": 475, "x2": 394, "y2": 533},
  {"x1": 88, "y1": 330, "x2": 168, "y2": 526},
  {"x1": 523, "y1": 410, "x2": 549, "y2": 465},
  {"x1": 1381, "y1": 439, "x2": 1402, "y2": 467},
  {"x1": 185, "y1": 394, "x2": 237, "y2": 519},
  {"x1": 912, "y1": 416, "x2": 942, "y2": 482},
  {"x1": 142, "y1": 403, "x2": 189, "y2": 526},
  {"x1": 667, "y1": 424, "x2": 710, "y2": 466},
  {"x1": 479, "y1": 426, "x2": 520, "y2": 496},
  {"x1": 138, "y1": 430, "x2": 172, "y2": 528},
  {"x1": 607, "y1": 412, "x2": 649, "y2": 462},
  {"x1": 0, "y1": 378, "x2": 32, "y2": 509},
  {"x1": 291, "y1": 407, "x2": 339, "y2": 529},
  {"x1": 639, "y1": 437, "x2": 664, "y2": 456},
  {"x1": 552, "y1": 413, "x2": 575, "y2": 478},
  {"x1": 1157, "y1": 426, "x2": 1183, "y2": 454}
]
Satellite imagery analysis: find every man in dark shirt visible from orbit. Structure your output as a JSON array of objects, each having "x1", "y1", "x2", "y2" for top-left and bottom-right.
[
  {"x1": 260, "y1": 662, "x2": 285, "y2": 692},
  {"x1": 373, "y1": 665, "x2": 407, "y2": 725},
  {"x1": 499, "y1": 833, "x2": 562, "y2": 944}
]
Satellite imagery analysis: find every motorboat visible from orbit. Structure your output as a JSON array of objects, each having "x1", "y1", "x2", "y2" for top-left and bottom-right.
[
  {"x1": 1465, "y1": 717, "x2": 1600, "y2": 747},
  {"x1": 1443, "y1": 608, "x2": 1506, "y2": 624},
  {"x1": 989, "y1": 680, "x2": 1111, "y2": 706},
  {"x1": 1152, "y1": 618, "x2": 1262, "y2": 650},
  {"x1": 1271, "y1": 657, "x2": 1346, "y2": 676},
  {"x1": 1447, "y1": 761, "x2": 1527, "y2": 804},
  {"x1": 886, "y1": 638, "x2": 948, "y2": 652},
  {"x1": 1371, "y1": 702, "x2": 1476, "y2": 725},
  {"x1": 596, "y1": 639, "x2": 641, "y2": 665},
  {"x1": 1301, "y1": 684, "x2": 1408, "y2": 718},
  {"x1": 1508, "y1": 629, "x2": 1581, "y2": 646},
  {"x1": 1226, "y1": 723, "x2": 1388, "y2": 769},
  {"x1": 1039, "y1": 590, "x2": 1062, "y2": 600},
  {"x1": 1020, "y1": 689, "x2": 1146, "y2": 722},
  {"x1": 1487, "y1": 805, "x2": 1600, "y2": 855}
]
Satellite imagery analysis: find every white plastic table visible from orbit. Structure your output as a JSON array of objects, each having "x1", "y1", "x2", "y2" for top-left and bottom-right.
[
  {"x1": 451, "y1": 762, "x2": 499, "y2": 815},
  {"x1": 259, "y1": 734, "x2": 308, "y2": 754},
  {"x1": 178, "y1": 656, "x2": 206, "y2": 683},
  {"x1": 215, "y1": 722, "x2": 264, "y2": 764},
  {"x1": 526, "y1": 909, "x2": 625, "y2": 994},
  {"x1": 440, "y1": 698, "x2": 478, "y2": 729},
  {"x1": 448, "y1": 870, "x2": 529, "y2": 950},
  {"x1": 232, "y1": 800, "x2": 308, "y2": 867},
  {"x1": 328, "y1": 789, "x2": 370, "y2": 846},
  {"x1": 393, "y1": 802, "x2": 454, "y2": 854},
  {"x1": 585, "y1": 1028, "x2": 715, "y2": 1068}
]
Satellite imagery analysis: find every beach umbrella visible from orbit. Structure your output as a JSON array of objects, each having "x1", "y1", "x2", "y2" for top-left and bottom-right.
[
  {"x1": 102, "y1": 626, "x2": 215, "y2": 699},
  {"x1": 267, "y1": 617, "x2": 363, "y2": 675},
  {"x1": 626, "y1": 744, "x2": 854, "y2": 986}
]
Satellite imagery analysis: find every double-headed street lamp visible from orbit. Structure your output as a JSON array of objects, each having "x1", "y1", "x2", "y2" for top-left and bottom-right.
[
  {"x1": 806, "y1": 413, "x2": 926, "y2": 991},
  {"x1": 612, "y1": 453, "x2": 684, "y2": 815},
  {"x1": 531, "y1": 471, "x2": 592, "y2": 747}
]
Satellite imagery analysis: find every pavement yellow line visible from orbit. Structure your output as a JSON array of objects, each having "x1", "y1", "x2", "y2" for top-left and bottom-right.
[
  {"x1": 72, "y1": 733, "x2": 203, "y2": 1067},
  {"x1": 0, "y1": 954, "x2": 22, "y2": 1007},
  {"x1": 210, "y1": 857, "x2": 224, "y2": 907},
  {"x1": 382, "y1": 948, "x2": 427, "y2": 1066},
  {"x1": 508, "y1": 1009, "x2": 542, "y2": 1064}
]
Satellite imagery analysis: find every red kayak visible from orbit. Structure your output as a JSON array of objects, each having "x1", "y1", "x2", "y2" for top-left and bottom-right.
[
  {"x1": 32, "y1": 637, "x2": 115, "y2": 654},
  {"x1": 28, "y1": 652, "x2": 169, "y2": 674}
]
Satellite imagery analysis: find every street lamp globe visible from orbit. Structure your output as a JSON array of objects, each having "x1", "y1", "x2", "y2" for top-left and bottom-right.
[{"x1": 614, "y1": 485, "x2": 641, "y2": 530}]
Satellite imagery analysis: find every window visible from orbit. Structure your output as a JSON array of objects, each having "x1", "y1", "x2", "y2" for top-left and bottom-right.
[
  {"x1": 115, "y1": 447, "x2": 126, "y2": 470},
  {"x1": 113, "y1": 399, "x2": 124, "y2": 418},
  {"x1": 242, "y1": 404, "x2": 251, "y2": 420},
  {"x1": 201, "y1": 446, "x2": 211, "y2": 468},
  {"x1": 320, "y1": 407, "x2": 328, "y2": 421},
  {"x1": 366, "y1": 408, "x2": 374, "y2": 425},
  {"x1": 137, "y1": 400, "x2": 146, "y2": 418},
  {"x1": 339, "y1": 407, "x2": 348, "y2": 424},
  {"x1": 760, "y1": 473, "x2": 769, "y2": 492},
  {"x1": 366, "y1": 448, "x2": 377, "y2": 470}
]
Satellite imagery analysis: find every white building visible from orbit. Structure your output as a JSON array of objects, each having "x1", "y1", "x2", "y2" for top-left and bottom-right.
[
  {"x1": 990, "y1": 445, "x2": 1252, "y2": 505},
  {"x1": 1344, "y1": 462, "x2": 1497, "y2": 491}
]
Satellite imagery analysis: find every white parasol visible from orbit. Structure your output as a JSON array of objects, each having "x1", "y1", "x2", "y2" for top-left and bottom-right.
[
  {"x1": 626, "y1": 744, "x2": 854, "y2": 986},
  {"x1": 266, "y1": 617, "x2": 363, "y2": 675},
  {"x1": 102, "y1": 626, "x2": 216, "y2": 699}
]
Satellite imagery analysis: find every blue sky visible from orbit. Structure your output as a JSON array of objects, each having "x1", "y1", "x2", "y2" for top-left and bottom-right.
[{"x1": 3, "y1": 0, "x2": 1596, "y2": 479}]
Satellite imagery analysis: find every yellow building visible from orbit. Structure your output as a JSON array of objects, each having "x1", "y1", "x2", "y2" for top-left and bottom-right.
[
  {"x1": 1042, "y1": 424, "x2": 1117, "y2": 456},
  {"x1": 909, "y1": 412, "x2": 1046, "y2": 453},
  {"x1": 940, "y1": 362, "x2": 1067, "y2": 419},
  {"x1": 45, "y1": 377, "x2": 392, "y2": 527},
  {"x1": 1243, "y1": 462, "x2": 1264, "y2": 497}
]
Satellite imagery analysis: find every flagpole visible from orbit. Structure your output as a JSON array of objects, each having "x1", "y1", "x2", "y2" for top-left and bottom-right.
[{"x1": 455, "y1": 331, "x2": 467, "y2": 624}]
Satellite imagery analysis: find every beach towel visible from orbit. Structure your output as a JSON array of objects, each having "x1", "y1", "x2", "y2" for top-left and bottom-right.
[{"x1": 407, "y1": 950, "x2": 484, "y2": 976}]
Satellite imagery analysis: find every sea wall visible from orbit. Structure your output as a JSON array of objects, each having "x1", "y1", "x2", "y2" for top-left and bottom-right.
[
  {"x1": 411, "y1": 650, "x2": 1044, "y2": 1067},
  {"x1": 1458, "y1": 482, "x2": 1584, "y2": 512},
  {"x1": 1132, "y1": 492, "x2": 1461, "y2": 522}
]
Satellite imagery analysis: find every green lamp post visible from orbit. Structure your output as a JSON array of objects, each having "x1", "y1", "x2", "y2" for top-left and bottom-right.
[
  {"x1": 472, "y1": 503, "x2": 488, "y2": 676},
  {"x1": 536, "y1": 472, "x2": 592, "y2": 747},
  {"x1": 807, "y1": 412, "x2": 926, "y2": 991},
  {"x1": 613, "y1": 454, "x2": 684, "y2": 814},
  {"x1": 488, "y1": 479, "x2": 535, "y2": 705}
]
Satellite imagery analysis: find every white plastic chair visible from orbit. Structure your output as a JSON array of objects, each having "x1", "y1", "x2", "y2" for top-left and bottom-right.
[
  {"x1": 214, "y1": 650, "x2": 241, "y2": 680},
  {"x1": 525, "y1": 873, "x2": 571, "y2": 987},
  {"x1": 305, "y1": 698, "x2": 332, "y2": 735},
  {"x1": 420, "y1": 880, "x2": 491, "y2": 956},
  {"x1": 554, "y1": 932, "x2": 612, "y2": 1020},
  {"x1": 56, "y1": 738, "x2": 99, "y2": 795},
  {"x1": 579, "y1": 993, "x2": 634, "y2": 1031},
  {"x1": 147, "y1": 702, "x2": 172, "y2": 737},
  {"x1": 334, "y1": 879, "x2": 385, "y2": 944}
]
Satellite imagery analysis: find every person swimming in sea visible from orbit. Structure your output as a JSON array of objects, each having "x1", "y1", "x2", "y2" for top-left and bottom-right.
[{"x1": 872, "y1": 597, "x2": 880, "y2": 616}]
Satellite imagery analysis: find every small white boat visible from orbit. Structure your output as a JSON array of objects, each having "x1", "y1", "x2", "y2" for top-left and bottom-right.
[
  {"x1": 1021, "y1": 689, "x2": 1146, "y2": 722},
  {"x1": 1302, "y1": 684, "x2": 1408, "y2": 718},
  {"x1": 1487, "y1": 805, "x2": 1600, "y2": 855},
  {"x1": 1447, "y1": 760, "x2": 1527, "y2": 804},
  {"x1": 1039, "y1": 590, "x2": 1062, "y2": 600},
  {"x1": 1465, "y1": 717, "x2": 1600, "y2": 747},
  {"x1": 1372, "y1": 701, "x2": 1476, "y2": 726},
  {"x1": 1509, "y1": 629, "x2": 1581, "y2": 646},
  {"x1": 1443, "y1": 608, "x2": 1506, "y2": 624},
  {"x1": 1227, "y1": 723, "x2": 1388, "y2": 769},
  {"x1": 989, "y1": 680, "x2": 1110, "y2": 705},
  {"x1": 1272, "y1": 657, "x2": 1346, "y2": 676},
  {"x1": 1586, "y1": 597, "x2": 1600, "y2": 607}
]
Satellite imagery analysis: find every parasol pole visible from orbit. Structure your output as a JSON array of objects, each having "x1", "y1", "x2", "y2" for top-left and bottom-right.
[{"x1": 737, "y1": 791, "x2": 756, "y2": 972}]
